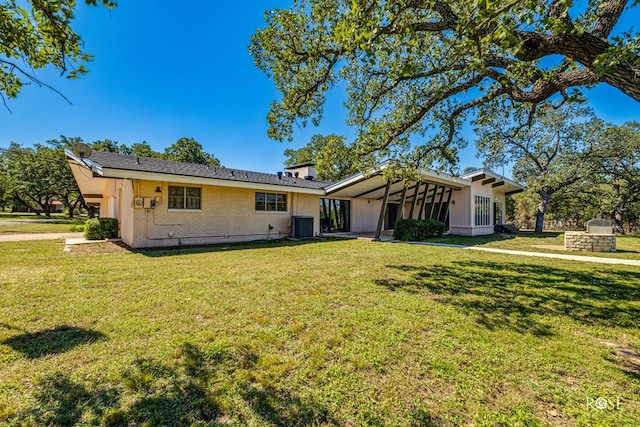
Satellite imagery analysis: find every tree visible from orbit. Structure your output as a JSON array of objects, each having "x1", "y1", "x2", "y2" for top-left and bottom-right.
[
  {"x1": 3, "y1": 143, "x2": 61, "y2": 216},
  {"x1": 591, "y1": 122, "x2": 640, "y2": 233},
  {"x1": 284, "y1": 134, "x2": 359, "y2": 181},
  {"x1": 91, "y1": 139, "x2": 126, "y2": 153},
  {"x1": 250, "y1": 0, "x2": 640, "y2": 170},
  {"x1": 163, "y1": 138, "x2": 221, "y2": 166},
  {"x1": 476, "y1": 102, "x2": 597, "y2": 233},
  {"x1": 1, "y1": 0, "x2": 116, "y2": 107},
  {"x1": 47, "y1": 136, "x2": 92, "y2": 218},
  {"x1": 129, "y1": 142, "x2": 163, "y2": 158}
]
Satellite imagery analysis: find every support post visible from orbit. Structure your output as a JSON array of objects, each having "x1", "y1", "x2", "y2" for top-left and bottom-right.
[
  {"x1": 398, "y1": 184, "x2": 408, "y2": 220},
  {"x1": 419, "y1": 183, "x2": 430, "y2": 220},
  {"x1": 438, "y1": 188, "x2": 453, "y2": 222},
  {"x1": 430, "y1": 185, "x2": 446, "y2": 220},
  {"x1": 408, "y1": 182, "x2": 420, "y2": 219},
  {"x1": 374, "y1": 179, "x2": 392, "y2": 240}
]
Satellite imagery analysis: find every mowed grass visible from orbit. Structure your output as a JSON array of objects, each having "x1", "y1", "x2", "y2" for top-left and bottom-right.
[
  {"x1": 0, "y1": 221, "x2": 85, "y2": 234},
  {"x1": 0, "y1": 239, "x2": 639, "y2": 426},
  {"x1": 424, "y1": 232, "x2": 640, "y2": 261}
]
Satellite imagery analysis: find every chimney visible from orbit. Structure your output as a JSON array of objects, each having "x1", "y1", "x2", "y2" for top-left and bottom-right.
[{"x1": 285, "y1": 163, "x2": 317, "y2": 181}]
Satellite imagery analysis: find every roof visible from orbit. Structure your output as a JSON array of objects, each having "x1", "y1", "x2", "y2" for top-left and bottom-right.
[
  {"x1": 285, "y1": 162, "x2": 316, "y2": 169},
  {"x1": 66, "y1": 150, "x2": 328, "y2": 193},
  {"x1": 460, "y1": 169, "x2": 525, "y2": 195}
]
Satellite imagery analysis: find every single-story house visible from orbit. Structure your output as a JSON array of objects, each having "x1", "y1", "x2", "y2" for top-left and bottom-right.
[{"x1": 66, "y1": 149, "x2": 524, "y2": 248}]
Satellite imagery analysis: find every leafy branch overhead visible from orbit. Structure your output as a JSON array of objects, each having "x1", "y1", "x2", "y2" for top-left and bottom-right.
[
  {"x1": 250, "y1": 0, "x2": 640, "y2": 169},
  {"x1": 0, "y1": 0, "x2": 117, "y2": 106}
]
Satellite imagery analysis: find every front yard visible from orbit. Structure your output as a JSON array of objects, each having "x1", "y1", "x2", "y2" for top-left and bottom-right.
[{"x1": 0, "y1": 238, "x2": 639, "y2": 426}]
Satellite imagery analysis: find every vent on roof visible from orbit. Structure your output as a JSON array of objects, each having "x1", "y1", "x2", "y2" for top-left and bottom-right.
[
  {"x1": 286, "y1": 171, "x2": 293, "y2": 178},
  {"x1": 304, "y1": 176, "x2": 313, "y2": 180},
  {"x1": 294, "y1": 172, "x2": 299, "y2": 178},
  {"x1": 277, "y1": 171, "x2": 283, "y2": 179}
]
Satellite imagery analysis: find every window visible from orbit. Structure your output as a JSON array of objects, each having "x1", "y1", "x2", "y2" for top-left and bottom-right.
[
  {"x1": 320, "y1": 198, "x2": 350, "y2": 232},
  {"x1": 255, "y1": 192, "x2": 287, "y2": 212},
  {"x1": 168, "y1": 186, "x2": 201, "y2": 210},
  {"x1": 474, "y1": 195, "x2": 491, "y2": 226}
]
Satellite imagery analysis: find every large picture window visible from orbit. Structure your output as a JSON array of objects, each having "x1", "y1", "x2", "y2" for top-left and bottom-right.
[
  {"x1": 474, "y1": 195, "x2": 491, "y2": 226},
  {"x1": 255, "y1": 192, "x2": 287, "y2": 212},
  {"x1": 168, "y1": 186, "x2": 201, "y2": 210}
]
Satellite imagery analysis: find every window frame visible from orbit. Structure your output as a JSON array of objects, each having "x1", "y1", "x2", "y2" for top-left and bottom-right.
[
  {"x1": 474, "y1": 195, "x2": 491, "y2": 226},
  {"x1": 255, "y1": 192, "x2": 287, "y2": 213},
  {"x1": 168, "y1": 185, "x2": 202, "y2": 210}
]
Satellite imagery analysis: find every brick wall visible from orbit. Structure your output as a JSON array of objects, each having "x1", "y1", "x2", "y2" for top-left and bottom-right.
[{"x1": 126, "y1": 179, "x2": 319, "y2": 248}]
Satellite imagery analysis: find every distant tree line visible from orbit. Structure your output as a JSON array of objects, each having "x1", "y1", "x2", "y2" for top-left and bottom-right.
[{"x1": 0, "y1": 137, "x2": 219, "y2": 217}]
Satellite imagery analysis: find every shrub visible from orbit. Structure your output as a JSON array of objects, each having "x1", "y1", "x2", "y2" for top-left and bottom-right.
[
  {"x1": 84, "y1": 217, "x2": 119, "y2": 240},
  {"x1": 394, "y1": 219, "x2": 447, "y2": 241},
  {"x1": 69, "y1": 224, "x2": 85, "y2": 232}
]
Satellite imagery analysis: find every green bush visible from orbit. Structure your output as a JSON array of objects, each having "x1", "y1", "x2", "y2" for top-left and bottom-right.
[
  {"x1": 84, "y1": 217, "x2": 119, "y2": 240},
  {"x1": 394, "y1": 218, "x2": 447, "y2": 241},
  {"x1": 69, "y1": 224, "x2": 85, "y2": 232}
]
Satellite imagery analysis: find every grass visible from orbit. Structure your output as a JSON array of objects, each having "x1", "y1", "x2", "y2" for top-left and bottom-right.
[
  {"x1": 0, "y1": 213, "x2": 86, "y2": 234},
  {"x1": 0, "y1": 238, "x2": 639, "y2": 426},
  {"x1": 423, "y1": 232, "x2": 640, "y2": 261}
]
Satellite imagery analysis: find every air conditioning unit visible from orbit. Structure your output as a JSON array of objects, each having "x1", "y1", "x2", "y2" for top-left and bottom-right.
[{"x1": 292, "y1": 216, "x2": 314, "y2": 238}]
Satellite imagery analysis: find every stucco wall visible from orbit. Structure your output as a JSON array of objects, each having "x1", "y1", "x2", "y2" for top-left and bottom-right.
[{"x1": 350, "y1": 198, "x2": 383, "y2": 233}]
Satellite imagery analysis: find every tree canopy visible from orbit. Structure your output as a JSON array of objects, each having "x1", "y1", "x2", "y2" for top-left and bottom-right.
[
  {"x1": 476, "y1": 101, "x2": 598, "y2": 232},
  {"x1": 251, "y1": 0, "x2": 640, "y2": 170},
  {"x1": 0, "y1": 0, "x2": 116, "y2": 107},
  {"x1": 88, "y1": 137, "x2": 221, "y2": 166},
  {"x1": 284, "y1": 134, "x2": 359, "y2": 181}
]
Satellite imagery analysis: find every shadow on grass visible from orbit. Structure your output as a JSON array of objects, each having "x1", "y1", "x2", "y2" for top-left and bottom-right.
[
  {"x1": 136, "y1": 237, "x2": 337, "y2": 258},
  {"x1": 421, "y1": 231, "x2": 564, "y2": 248},
  {"x1": 1, "y1": 325, "x2": 107, "y2": 358},
  {"x1": 10, "y1": 342, "x2": 338, "y2": 426},
  {"x1": 376, "y1": 261, "x2": 640, "y2": 335}
]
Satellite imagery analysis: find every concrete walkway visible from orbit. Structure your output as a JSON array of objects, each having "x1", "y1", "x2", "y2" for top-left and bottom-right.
[
  {"x1": 0, "y1": 232, "x2": 84, "y2": 242},
  {"x1": 411, "y1": 241, "x2": 640, "y2": 267}
]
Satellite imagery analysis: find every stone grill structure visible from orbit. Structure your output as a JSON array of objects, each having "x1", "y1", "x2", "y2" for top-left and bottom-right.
[{"x1": 564, "y1": 219, "x2": 616, "y2": 253}]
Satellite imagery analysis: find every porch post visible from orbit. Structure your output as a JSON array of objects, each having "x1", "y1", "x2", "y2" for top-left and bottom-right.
[
  {"x1": 374, "y1": 179, "x2": 392, "y2": 240},
  {"x1": 398, "y1": 184, "x2": 408, "y2": 221},
  {"x1": 430, "y1": 185, "x2": 446, "y2": 219},
  {"x1": 438, "y1": 188, "x2": 453, "y2": 222},
  {"x1": 408, "y1": 182, "x2": 420, "y2": 219},
  {"x1": 419, "y1": 183, "x2": 430, "y2": 220}
]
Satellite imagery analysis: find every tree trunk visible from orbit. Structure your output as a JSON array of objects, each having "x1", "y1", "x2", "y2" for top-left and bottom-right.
[
  {"x1": 611, "y1": 200, "x2": 626, "y2": 235},
  {"x1": 535, "y1": 192, "x2": 552, "y2": 233}
]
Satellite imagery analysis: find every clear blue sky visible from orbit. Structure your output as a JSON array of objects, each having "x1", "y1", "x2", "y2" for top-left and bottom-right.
[{"x1": 2, "y1": 1, "x2": 639, "y2": 174}]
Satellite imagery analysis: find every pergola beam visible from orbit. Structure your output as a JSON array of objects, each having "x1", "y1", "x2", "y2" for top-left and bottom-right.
[
  {"x1": 492, "y1": 181, "x2": 505, "y2": 188},
  {"x1": 482, "y1": 177, "x2": 496, "y2": 186}
]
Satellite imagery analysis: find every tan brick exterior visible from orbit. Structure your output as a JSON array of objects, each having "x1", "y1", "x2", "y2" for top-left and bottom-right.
[{"x1": 108, "y1": 179, "x2": 319, "y2": 248}]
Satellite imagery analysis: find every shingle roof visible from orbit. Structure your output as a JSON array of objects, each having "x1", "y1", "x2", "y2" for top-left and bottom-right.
[{"x1": 84, "y1": 151, "x2": 330, "y2": 190}]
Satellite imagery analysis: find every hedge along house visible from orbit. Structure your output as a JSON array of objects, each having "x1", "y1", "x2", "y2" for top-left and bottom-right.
[{"x1": 66, "y1": 150, "x2": 524, "y2": 248}]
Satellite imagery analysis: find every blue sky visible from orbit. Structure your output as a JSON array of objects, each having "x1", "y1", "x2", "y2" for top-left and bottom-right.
[{"x1": 2, "y1": 1, "x2": 639, "y2": 174}]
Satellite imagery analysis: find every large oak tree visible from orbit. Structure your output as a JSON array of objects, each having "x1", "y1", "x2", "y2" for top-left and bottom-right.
[
  {"x1": 0, "y1": 0, "x2": 116, "y2": 106},
  {"x1": 251, "y1": 0, "x2": 640, "y2": 169}
]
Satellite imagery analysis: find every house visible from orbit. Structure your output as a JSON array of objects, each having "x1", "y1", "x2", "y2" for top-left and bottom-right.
[{"x1": 66, "y1": 150, "x2": 524, "y2": 248}]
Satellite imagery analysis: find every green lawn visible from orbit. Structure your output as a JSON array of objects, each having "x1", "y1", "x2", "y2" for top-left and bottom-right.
[
  {"x1": 0, "y1": 213, "x2": 85, "y2": 234},
  {"x1": 423, "y1": 232, "x2": 640, "y2": 261},
  {"x1": 1, "y1": 239, "x2": 639, "y2": 426}
]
